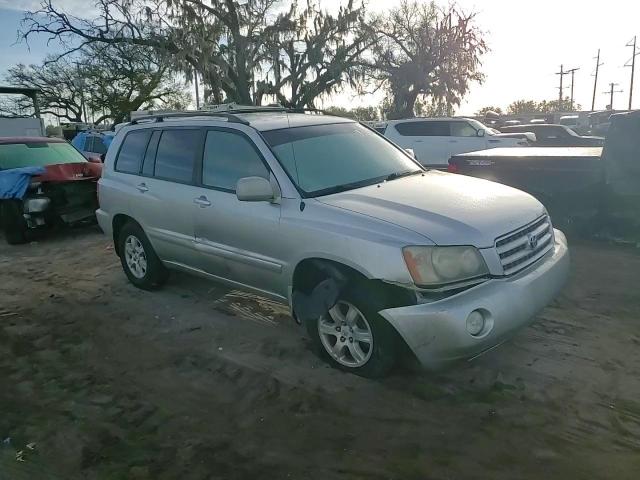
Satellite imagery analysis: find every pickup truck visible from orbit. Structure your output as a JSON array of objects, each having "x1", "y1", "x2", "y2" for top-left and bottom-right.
[{"x1": 448, "y1": 111, "x2": 640, "y2": 236}]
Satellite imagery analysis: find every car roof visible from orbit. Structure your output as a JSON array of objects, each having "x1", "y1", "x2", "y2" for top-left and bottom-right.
[{"x1": 0, "y1": 136, "x2": 66, "y2": 145}]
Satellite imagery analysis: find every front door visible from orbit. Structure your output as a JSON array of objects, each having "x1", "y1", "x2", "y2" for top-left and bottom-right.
[
  {"x1": 193, "y1": 128, "x2": 286, "y2": 299},
  {"x1": 449, "y1": 121, "x2": 484, "y2": 157}
]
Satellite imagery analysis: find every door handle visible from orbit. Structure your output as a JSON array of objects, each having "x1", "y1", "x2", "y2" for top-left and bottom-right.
[
  {"x1": 193, "y1": 196, "x2": 212, "y2": 208},
  {"x1": 136, "y1": 183, "x2": 149, "y2": 193}
]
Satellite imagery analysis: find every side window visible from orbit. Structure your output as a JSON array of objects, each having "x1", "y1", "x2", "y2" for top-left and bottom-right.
[
  {"x1": 92, "y1": 137, "x2": 108, "y2": 155},
  {"x1": 202, "y1": 130, "x2": 269, "y2": 191},
  {"x1": 451, "y1": 122, "x2": 478, "y2": 137},
  {"x1": 142, "y1": 130, "x2": 161, "y2": 176},
  {"x1": 395, "y1": 121, "x2": 450, "y2": 137},
  {"x1": 115, "y1": 130, "x2": 151, "y2": 174},
  {"x1": 154, "y1": 129, "x2": 200, "y2": 183},
  {"x1": 83, "y1": 136, "x2": 94, "y2": 152}
]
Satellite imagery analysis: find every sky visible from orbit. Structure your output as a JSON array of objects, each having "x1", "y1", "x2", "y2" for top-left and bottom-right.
[{"x1": 1, "y1": 0, "x2": 639, "y2": 115}]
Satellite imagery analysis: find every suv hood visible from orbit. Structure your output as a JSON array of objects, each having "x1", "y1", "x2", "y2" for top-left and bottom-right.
[
  {"x1": 493, "y1": 132, "x2": 536, "y2": 143},
  {"x1": 317, "y1": 171, "x2": 545, "y2": 248}
]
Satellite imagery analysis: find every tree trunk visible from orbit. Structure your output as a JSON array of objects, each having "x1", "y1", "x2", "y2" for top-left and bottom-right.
[{"x1": 388, "y1": 89, "x2": 419, "y2": 120}]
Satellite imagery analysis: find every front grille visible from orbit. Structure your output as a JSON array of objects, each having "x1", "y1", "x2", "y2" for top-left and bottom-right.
[{"x1": 495, "y1": 215, "x2": 553, "y2": 275}]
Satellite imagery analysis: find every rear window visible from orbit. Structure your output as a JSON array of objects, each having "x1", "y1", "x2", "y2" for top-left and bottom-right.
[
  {"x1": 0, "y1": 142, "x2": 87, "y2": 170},
  {"x1": 88, "y1": 136, "x2": 108, "y2": 155},
  {"x1": 116, "y1": 130, "x2": 151, "y2": 174},
  {"x1": 154, "y1": 129, "x2": 200, "y2": 183},
  {"x1": 394, "y1": 121, "x2": 450, "y2": 136}
]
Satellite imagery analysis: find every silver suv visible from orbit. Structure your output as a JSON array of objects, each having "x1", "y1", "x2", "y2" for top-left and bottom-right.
[{"x1": 97, "y1": 109, "x2": 570, "y2": 377}]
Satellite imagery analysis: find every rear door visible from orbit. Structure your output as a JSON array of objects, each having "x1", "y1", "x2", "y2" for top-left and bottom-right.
[
  {"x1": 391, "y1": 120, "x2": 451, "y2": 166},
  {"x1": 129, "y1": 127, "x2": 203, "y2": 267},
  {"x1": 192, "y1": 128, "x2": 285, "y2": 297}
]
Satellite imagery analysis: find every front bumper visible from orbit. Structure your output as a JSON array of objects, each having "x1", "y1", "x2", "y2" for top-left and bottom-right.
[{"x1": 380, "y1": 230, "x2": 570, "y2": 370}]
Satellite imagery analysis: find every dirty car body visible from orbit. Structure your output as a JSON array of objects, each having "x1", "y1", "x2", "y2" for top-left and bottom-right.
[
  {"x1": 97, "y1": 111, "x2": 569, "y2": 375},
  {"x1": 0, "y1": 137, "x2": 102, "y2": 244}
]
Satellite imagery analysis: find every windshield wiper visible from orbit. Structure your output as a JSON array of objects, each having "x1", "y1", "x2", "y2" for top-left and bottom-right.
[{"x1": 385, "y1": 170, "x2": 423, "y2": 182}]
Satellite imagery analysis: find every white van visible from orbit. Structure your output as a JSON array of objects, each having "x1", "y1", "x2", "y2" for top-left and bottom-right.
[{"x1": 383, "y1": 117, "x2": 529, "y2": 167}]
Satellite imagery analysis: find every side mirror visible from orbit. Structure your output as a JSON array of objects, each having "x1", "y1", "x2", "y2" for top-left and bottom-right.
[
  {"x1": 236, "y1": 176, "x2": 275, "y2": 202},
  {"x1": 405, "y1": 148, "x2": 416, "y2": 159},
  {"x1": 477, "y1": 129, "x2": 486, "y2": 138}
]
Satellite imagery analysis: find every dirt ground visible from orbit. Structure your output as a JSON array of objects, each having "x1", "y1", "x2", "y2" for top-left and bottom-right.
[{"x1": 1, "y1": 226, "x2": 639, "y2": 480}]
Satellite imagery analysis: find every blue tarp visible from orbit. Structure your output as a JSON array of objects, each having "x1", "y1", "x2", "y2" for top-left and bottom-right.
[{"x1": 0, "y1": 167, "x2": 46, "y2": 200}]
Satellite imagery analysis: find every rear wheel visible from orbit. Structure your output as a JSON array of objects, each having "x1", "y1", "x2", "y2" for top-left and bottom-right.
[
  {"x1": 118, "y1": 222, "x2": 168, "y2": 290},
  {"x1": 1, "y1": 201, "x2": 27, "y2": 245},
  {"x1": 306, "y1": 282, "x2": 398, "y2": 378}
]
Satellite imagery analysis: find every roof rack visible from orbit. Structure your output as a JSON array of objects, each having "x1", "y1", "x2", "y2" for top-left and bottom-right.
[
  {"x1": 128, "y1": 105, "x2": 328, "y2": 127},
  {"x1": 130, "y1": 111, "x2": 251, "y2": 126},
  {"x1": 202, "y1": 103, "x2": 287, "y2": 113}
]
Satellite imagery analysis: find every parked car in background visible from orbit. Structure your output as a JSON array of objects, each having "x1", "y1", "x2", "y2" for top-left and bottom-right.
[
  {"x1": 97, "y1": 109, "x2": 569, "y2": 377},
  {"x1": 383, "y1": 117, "x2": 529, "y2": 167},
  {"x1": 0, "y1": 137, "x2": 102, "y2": 244},
  {"x1": 71, "y1": 131, "x2": 115, "y2": 162},
  {"x1": 500, "y1": 124, "x2": 604, "y2": 147}
]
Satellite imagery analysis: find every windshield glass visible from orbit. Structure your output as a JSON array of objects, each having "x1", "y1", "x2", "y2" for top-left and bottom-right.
[
  {"x1": 0, "y1": 142, "x2": 87, "y2": 170},
  {"x1": 466, "y1": 118, "x2": 500, "y2": 135},
  {"x1": 561, "y1": 125, "x2": 579, "y2": 137},
  {"x1": 263, "y1": 123, "x2": 422, "y2": 197}
]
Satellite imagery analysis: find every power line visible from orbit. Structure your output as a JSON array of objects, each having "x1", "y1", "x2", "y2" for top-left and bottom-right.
[
  {"x1": 592, "y1": 50, "x2": 604, "y2": 111},
  {"x1": 625, "y1": 36, "x2": 638, "y2": 110}
]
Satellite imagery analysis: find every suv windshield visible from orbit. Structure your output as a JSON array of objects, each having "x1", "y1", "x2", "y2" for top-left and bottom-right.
[
  {"x1": 263, "y1": 123, "x2": 422, "y2": 197},
  {"x1": 0, "y1": 142, "x2": 87, "y2": 170},
  {"x1": 466, "y1": 118, "x2": 501, "y2": 135}
]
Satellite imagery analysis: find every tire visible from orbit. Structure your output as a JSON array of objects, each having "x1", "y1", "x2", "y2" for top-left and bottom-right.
[
  {"x1": 117, "y1": 222, "x2": 168, "y2": 290},
  {"x1": 305, "y1": 281, "x2": 398, "y2": 378},
  {"x1": 1, "y1": 201, "x2": 28, "y2": 245}
]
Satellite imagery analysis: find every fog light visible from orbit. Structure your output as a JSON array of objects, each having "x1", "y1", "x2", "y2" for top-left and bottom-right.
[{"x1": 466, "y1": 310, "x2": 485, "y2": 336}]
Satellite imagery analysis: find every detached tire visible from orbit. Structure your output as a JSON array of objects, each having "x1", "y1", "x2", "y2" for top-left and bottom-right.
[
  {"x1": 1, "y1": 201, "x2": 27, "y2": 245},
  {"x1": 305, "y1": 281, "x2": 398, "y2": 378},
  {"x1": 118, "y1": 222, "x2": 168, "y2": 290}
]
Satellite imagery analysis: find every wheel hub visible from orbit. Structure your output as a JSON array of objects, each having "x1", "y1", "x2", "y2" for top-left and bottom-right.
[
  {"x1": 318, "y1": 300, "x2": 373, "y2": 368},
  {"x1": 124, "y1": 235, "x2": 147, "y2": 279}
]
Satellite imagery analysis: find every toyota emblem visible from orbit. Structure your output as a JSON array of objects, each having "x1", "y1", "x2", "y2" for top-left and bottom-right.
[{"x1": 528, "y1": 234, "x2": 538, "y2": 250}]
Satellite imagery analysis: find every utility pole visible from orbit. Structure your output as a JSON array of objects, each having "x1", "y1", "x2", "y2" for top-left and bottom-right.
[
  {"x1": 566, "y1": 67, "x2": 580, "y2": 111},
  {"x1": 604, "y1": 82, "x2": 623, "y2": 110},
  {"x1": 625, "y1": 36, "x2": 638, "y2": 110},
  {"x1": 556, "y1": 64, "x2": 565, "y2": 107},
  {"x1": 592, "y1": 49, "x2": 603, "y2": 111},
  {"x1": 556, "y1": 65, "x2": 575, "y2": 111}
]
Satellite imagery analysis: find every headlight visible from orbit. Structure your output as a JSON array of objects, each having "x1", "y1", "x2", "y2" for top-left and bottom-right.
[{"x1": 402, "y1": 246, "x2": 489, "y2": 288}]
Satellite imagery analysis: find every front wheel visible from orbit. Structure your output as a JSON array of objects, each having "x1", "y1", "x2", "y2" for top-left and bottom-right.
[{"x1": 306, "y1": 284, "x2": 398, "y2": 378}]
